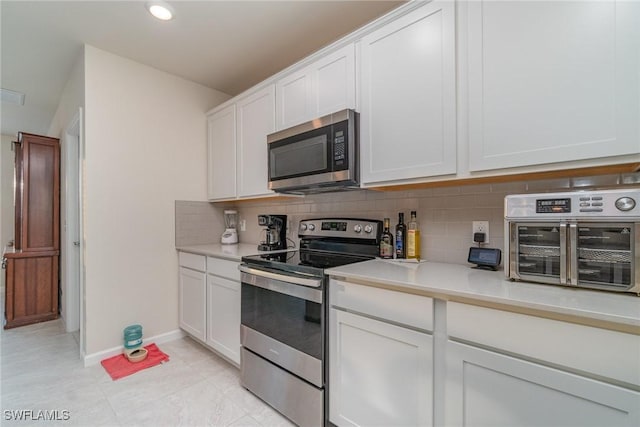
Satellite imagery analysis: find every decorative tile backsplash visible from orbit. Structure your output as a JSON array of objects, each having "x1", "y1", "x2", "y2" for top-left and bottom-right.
[{"x1": 176, "y1": 173, "x2": 637, "y2": 265}]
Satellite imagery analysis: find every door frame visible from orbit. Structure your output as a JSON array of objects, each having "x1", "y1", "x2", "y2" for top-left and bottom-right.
[{"x1": 62, "y1": 107, "x2": 85, "y2": 356}]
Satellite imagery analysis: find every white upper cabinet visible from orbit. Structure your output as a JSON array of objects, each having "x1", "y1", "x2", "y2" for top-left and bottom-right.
[
  {"x1": 276, "y1": 44, "x2": 356, "y2": 130},
  {"x1": 207, "y1": 104, "x2": 236, "y2": 200},
  {"x1": 236, "y1": 85, "x2": 275, "y2": 198},
  {"x1": 313, "y1": 45, "x2": 356, "y2": 118},
  {"x1": 360, "y1": 1, "x2": 457, "y2": 185},
  {"x1": 466, "y1": 0, "x2": 640, "y2": 172}
]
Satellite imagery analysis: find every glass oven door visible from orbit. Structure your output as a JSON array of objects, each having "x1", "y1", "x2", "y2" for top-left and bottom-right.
[
  {"x1": 510, "y1": 222, "x2": 567, "y2": 284},
  {"x1": 572, "y1": 223, "x2": 635, "y2": 291},
  {"x1": 239, "y1": 265, "x2": 324, "y2": 387}
]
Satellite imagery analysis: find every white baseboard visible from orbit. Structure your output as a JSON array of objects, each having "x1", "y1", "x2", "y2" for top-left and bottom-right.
[{"x1": 83, "y1": 328, "x2": 186, "y2": 367}]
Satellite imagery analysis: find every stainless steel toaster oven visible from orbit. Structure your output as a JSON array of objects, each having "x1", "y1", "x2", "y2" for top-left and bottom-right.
[{"x1": 505, "y1": 189, "x2": 640, "y2": 294}]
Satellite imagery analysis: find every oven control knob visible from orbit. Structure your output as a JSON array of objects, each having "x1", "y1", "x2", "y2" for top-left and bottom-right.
[
  {"x1": 615, "y1": 197, "x2": 636, "y2": 212},
  {"x1": 353, "y1": 224, "x2": 362, "y2": 233},
  {"x1": 308, "y1": 223, "x2": 316, "y2": 231},
  {"x1": 364, "y1": 225, "x2": 373, "y2": 234},
  {"x1": 299, "y1": 223, "x2": 308, "y2": 231}
]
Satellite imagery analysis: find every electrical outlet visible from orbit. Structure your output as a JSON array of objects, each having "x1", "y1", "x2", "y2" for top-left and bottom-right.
[
  {"x1": 239, "y1": 219, "x2": 246, "y2": 232},
  {"x1": 472, "y1": 221, "x2": 489, "y2": 244}
]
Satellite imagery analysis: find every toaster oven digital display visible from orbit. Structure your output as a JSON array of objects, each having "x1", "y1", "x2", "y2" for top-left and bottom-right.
[{"x1": 536, "y1": 198, "x2": 571, "y2": 213}]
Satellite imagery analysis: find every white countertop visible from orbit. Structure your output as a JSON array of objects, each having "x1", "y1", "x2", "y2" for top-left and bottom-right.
[
  {"x1": 176, "y1": 243, "x2": 285, "y2": 262},
  {"x1": 326, "y1": 259, "x2": 640, "y2": 329}
]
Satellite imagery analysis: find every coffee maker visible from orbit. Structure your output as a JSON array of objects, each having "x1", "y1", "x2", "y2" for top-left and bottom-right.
[{"x1": 257, "y1": 215, "x2": 287, "y2": 251}]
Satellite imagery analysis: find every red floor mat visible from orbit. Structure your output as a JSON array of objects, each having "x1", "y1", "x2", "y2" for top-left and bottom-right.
[{"x1": 100, "y1": 343, "x2": 169, "y2": 380}]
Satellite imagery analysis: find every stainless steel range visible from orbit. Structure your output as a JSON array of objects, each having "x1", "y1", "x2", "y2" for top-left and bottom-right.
[{"x1": 239, "y1": 218, "x2": 382, "y2": 426}]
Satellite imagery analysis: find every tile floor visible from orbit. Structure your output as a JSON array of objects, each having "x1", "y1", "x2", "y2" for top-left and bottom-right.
[{"x1": 1, "y1": 319, "x2": 294, "y2": 426}]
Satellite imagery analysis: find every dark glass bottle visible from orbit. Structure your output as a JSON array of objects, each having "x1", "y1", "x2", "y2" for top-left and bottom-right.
[
  {"x1": 379, "y1": 217, "x2": 394, "y2": 259},
  {"x1": 395, "y1": 212, "x2": 406, "y2": 259}
]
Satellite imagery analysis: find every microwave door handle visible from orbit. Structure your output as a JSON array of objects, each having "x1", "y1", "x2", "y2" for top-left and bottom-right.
[
  {"x1": 568, "y1": 222, "x2": 578, "y2": 285},
  {"x1": 559, "y1": 223, "x2": 568, "y2": 284}
]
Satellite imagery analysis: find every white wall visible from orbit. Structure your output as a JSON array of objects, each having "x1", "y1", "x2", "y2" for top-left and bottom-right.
[
  {"x1": 0, "y1": 134, "x2": 16, "y2": 290},
  {"x1": 48, "y1": 52, "x2": 85, "y2": 138},
  {"x1": 83, "y1": 45, "x2": 230, "y2": 355}
]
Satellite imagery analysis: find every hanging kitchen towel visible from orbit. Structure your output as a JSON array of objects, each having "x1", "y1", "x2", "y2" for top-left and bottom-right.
[{"x1": 100, "y1": 343, "x2": 169, "y2": 380}]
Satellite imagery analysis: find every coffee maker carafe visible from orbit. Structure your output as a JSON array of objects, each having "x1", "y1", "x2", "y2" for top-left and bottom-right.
[{"x1": 257, "y1": 215, "x2": 287, "y2": 251}]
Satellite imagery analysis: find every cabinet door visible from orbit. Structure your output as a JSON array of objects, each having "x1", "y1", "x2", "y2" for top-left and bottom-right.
[
  {"x1": 16, "y1": 133, "x2": 60, "y2": 252},
  {"x1": 4, "y1": 254, "x2": 59, "y2": 329},
  {"x1": 466, "y1": 1, "x2": 640, "y2": 171},
  {"x1": 360, "y1": 1, "x2": 457, "y2": 184},
  {"x1": 206, "y1": 274, "x2": 240, "y2": 365},
  {"x1": 207, "y1": 104, "x2": 236, "y2": 200},
  {"x1": 329, "y1": 309, "x2": 433, "y2": 427},
  {"x1": 178, "y1": 267, "x2": 206, "y2": 341},
  {"x1": 276, "y1": 44, "x2": 356, "y2": 130},
  {"x1": 312, "y1": 44, "x2": 356, "y2": 118},
  {"x1": 276, "y1": 67, "x2": 313, "y2": 130},
  {"x1": 236, "y1": 85, "x2": 276, "y2": 198},
  {"x1": 445, "y1": 340, "x2": 640, "y2": 427}
]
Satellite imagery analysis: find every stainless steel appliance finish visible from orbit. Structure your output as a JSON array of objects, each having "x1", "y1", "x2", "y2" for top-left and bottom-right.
[
  {"x1": 241, "y1": 347, "x2": 323, "y2": 427},
  {"x1": 240, "y1": 218, "x2": 382, "y2": 426},
  {"x1": 267, "y1": 109, "x2": 358, "y2": 195},
  {"x1": 505, "y1": 189, "x2": 640, "y2": 294}
]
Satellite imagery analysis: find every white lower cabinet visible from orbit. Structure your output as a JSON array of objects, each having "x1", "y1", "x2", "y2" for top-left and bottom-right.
[
  {"x1": 445, "y1": 340, "x2": 640, "y2": 426},
  {"x1": 329, "y1": 279, "x2": 434, "y2": 427},
  {"x1": 445, "y1": 302, "x2": 640, "y2": 427},
  {"x1": 328, "y1": 279, "x2": 640, "y2": 427},
  {"x1": 330, "y1": 309, "x2": 433, "y2": 427},
  {"x1": 178, "y1": 266, "x2": 206, "y2": 342},
  {"x1": 178, "y1": 252, "x2": 241, "y2": 365},
  {"x1": 206, "y1": 274, "x2": 240, "y2": 365}
]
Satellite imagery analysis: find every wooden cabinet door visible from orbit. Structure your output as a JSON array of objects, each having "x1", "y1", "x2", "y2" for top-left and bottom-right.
[
  {"x1": 4, "y1": 254, "x2": 59, "y2": 329},
  {"x1": 178, "y1": 267, "x2": 206, "y2": 341},
  {"x1": 16, "y1": 133, "x2": 60, "y2": 252},
  {"x1": 236, "y1": 85, "x2": 275, "y2": 198},
  {"x1": 466, "y1": 1, "x2": 640, "y2": 171},
  {"x1": 207, "y1": 105, "x2": 236, "y2": 200},
  {"x1": 360, "y1": 1, "x2": 457, "y2": 184},
  {"x1": 329, "y1": 308, "x2": 433, "y2": 427},
  {"x1": 206, "y1": 274, "x2": 241, "y2": 365},
  {"x1": 445, "y1": 340, "x2": 640, "y2": 426}
]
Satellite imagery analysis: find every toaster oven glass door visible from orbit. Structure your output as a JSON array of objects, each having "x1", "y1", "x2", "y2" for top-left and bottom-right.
[
  {"x1": 574, "y1": 223, "x2": 633, "y2": 289},
  {"x1": 513, "y1": 222, "x2": 566, "y2": 284}
]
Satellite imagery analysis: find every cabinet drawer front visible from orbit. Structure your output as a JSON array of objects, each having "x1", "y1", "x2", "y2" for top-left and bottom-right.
[
  {"x1": 178, "y1": 252, "x2": 206, "y2": 272},
  {"x1": 207, "y1": 257, "x2": 240, "y2": 281},
  {"x1": 330, "y1": 279, "x2": 433, "y2": 331},
  {"x1": 447, "y1": 302, "x2": 640, "y2": 387}
]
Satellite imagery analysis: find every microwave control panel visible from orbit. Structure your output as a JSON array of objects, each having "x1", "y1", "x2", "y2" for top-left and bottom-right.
[{"x1": 332, "y1": 119, "x2": 349, "y2": 168}]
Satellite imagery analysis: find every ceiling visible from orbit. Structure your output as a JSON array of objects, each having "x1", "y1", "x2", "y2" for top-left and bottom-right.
[{"x1": 0, "y1": 0, "x2": 404, "y2": 137}]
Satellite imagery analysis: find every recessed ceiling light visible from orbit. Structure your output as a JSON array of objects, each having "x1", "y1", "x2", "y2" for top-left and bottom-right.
[
  {"x1": 1, "y1": 88, "x2": 25, "y2": 106},
  {"x1": 146, "y1": 1, "x2": 174, "y2": 21}
]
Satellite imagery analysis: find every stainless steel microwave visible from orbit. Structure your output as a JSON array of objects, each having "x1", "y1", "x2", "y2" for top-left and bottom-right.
[
  {"x1": 505, "y1": 189, "x2": 640, "y2": 295},
  {"x1": 267, "y1": 109, "x2": 358, "y2": 195}
]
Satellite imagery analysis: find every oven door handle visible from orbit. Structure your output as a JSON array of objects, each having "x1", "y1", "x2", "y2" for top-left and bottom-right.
[
  {"x1": 240, "y1": 270, "x2": 323, "y2": 304},
  {"x1": 239, "y1": 265, "x2": 323, "y2": 288},
  {"x1": 568, "y1": 222, "x2": 578, "y2": 286}
]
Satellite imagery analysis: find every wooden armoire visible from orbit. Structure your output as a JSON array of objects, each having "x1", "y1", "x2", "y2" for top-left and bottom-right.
[{"x1": 3, "y1": 132, "x2": 60, "y2": 329}]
